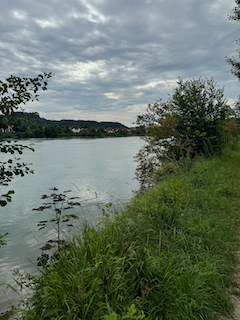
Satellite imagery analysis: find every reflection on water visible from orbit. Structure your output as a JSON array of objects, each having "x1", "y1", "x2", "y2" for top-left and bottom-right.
[{"x1": 0, "y1": 136, "x2": 143, "y2": 314}]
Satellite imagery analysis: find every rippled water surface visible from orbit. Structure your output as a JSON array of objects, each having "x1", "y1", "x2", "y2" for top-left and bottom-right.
[{"x1": 0, "y1": 136, "x2": 143, "y2": 313}]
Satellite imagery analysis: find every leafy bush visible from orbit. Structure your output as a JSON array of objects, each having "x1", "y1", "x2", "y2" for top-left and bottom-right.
[{"x1": 135, "y1": 77, "x2": 235, "y2": 187}]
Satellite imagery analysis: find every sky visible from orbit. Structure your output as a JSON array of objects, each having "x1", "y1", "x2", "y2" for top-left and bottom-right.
[{"x1": 0, "y1": 0, "x2": 239, "y2": 127}]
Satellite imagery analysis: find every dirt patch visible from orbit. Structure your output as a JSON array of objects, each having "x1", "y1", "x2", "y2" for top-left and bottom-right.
[
  {"x1": 219, "y1": 249, "x2": 240, "y2": 320},
  {"x1": 220, "y1": 296, "x2": 240, "y2": 319}
]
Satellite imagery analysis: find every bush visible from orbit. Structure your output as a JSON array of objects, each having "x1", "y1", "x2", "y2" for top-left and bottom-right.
[{"x1": 135, "y1": 77, "x2": 235, "y2": 187}]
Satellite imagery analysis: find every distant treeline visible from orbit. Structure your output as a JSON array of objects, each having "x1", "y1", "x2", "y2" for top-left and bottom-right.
[{"x1": 0, "y1": 112, "x2": 145, "y2": 139}]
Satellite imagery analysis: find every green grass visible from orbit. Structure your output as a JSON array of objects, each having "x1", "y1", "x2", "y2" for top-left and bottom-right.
[{"x1": 15, "y1": 143, "x2": 240, "y2": 320}]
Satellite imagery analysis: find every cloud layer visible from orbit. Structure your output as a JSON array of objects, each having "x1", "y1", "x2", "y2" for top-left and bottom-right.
[{"x1": 0, "y1": 0, "x2": 239, "y2": 126}]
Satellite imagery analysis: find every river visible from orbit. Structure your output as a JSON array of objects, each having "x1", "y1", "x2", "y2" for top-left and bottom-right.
[{"x1": 0, "y1": 136, "x2": 143, "y2": 314}]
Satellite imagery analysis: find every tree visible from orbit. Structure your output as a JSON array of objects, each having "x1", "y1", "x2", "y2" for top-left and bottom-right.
[
  {"x1": 135, "y1": 77, "x2": 233, "y2": 188},
  {"x1": 226, "y1": 0, "x2": 240, "y2": 80},
  {"x1": 63, "y1": 124, "x2": 70, "y2": 134},
  {"x1": 0, "y1": 72, "x2": 52, "y2": 246},
  {"x1": 44, "y1": 125, "x2": 58, "y2": 137},
  {"x1": 97, "y1": 126, "x2": 105, "y2": 136}
]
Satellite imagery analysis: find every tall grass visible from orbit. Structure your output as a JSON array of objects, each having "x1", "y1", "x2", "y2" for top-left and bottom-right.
[{"x1": 16, "y1": 143, "x2": 240, "y2": 320}]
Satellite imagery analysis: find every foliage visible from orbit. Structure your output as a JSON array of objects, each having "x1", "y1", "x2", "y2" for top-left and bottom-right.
[
  {"x1": 0, "y1": 74, "x2": 52, "y2": 129},
  {"x1": 0, "y1": 144, "x2": 34, "y2": 207},
  {"x1": 10, "y1": 111, "x2": 129, "y2": 130},
  {"x1": 104, "y1": 305, "x2": 147, "y2": 319},
  {"x1": 135, "y1": 77, "x2": 234, "y2": 187},
  {"x1": 0, "y1": 112, "x2": 144, "y2": 139},
  {"x1": 226, "y1": 0, "x2": 240, "y2": 80},
  {"x1": 0, "y1": 72, "x2": 52, "y2": 246},
  {"x1": 225, "y1": 118, "x2": 238, "y2": 138},
  {"x1": 32, "y1": 188, "x2": 80, "y2": 266},
  {"x1": 0, "y1": 232, "x2": 8, "y2": 247},
  {"x1": 153, "y1": 160, "x2": 180, "y2": 184},
  {"x1": 15, "y1": 142, "x2": 240, "y2": 320},
  {"x1": 0, "y1": 120, "x2": 139, "y2": 139}
]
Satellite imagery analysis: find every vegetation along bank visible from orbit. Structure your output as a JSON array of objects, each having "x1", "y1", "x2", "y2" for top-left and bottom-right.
[
  {"x1": 14, "y1": 141, "x2": 240, "y2": 319},
  {"x1": 0, "y1": 111, "x2": 145, "y2": 139}
]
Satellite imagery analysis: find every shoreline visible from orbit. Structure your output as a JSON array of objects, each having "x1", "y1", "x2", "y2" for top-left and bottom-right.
[{"x1": 12, "y1": 142, "x2": 240, "y2": 319}]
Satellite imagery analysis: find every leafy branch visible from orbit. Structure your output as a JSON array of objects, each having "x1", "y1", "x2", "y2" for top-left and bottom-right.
[
  {"x1": 33, "y1": 188, "x2": 81, "y2": 266},
  {"x1": 0, "y1": 72, "x2": 52, "y2": 246}
]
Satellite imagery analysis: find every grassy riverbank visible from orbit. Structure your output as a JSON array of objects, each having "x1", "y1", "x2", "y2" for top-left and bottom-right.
[{"x1": 17, "y1": 142, "x2": 240, "y2": 320}]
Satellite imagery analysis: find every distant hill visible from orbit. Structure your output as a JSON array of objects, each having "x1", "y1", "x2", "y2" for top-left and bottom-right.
[{"x1": 12, "y1": 112, "x2": 129, "y2": 129}]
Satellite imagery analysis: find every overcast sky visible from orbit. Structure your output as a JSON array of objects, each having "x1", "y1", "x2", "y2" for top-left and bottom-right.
[{"x1": 0, "y1": 0, "x2": 239, "y2": 126}]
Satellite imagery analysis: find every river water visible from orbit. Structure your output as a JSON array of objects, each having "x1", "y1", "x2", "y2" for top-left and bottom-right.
[{"x1": 0, "y1": 136, "x2": 143, "y2": 314}]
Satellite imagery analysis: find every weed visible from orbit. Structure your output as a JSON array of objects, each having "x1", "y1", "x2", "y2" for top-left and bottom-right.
[{"x1": 33, "y1": 188, "x2": 80, "y2": 266}]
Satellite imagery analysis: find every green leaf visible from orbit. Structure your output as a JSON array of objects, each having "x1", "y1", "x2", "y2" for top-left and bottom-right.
[
  {"x1": 0, "y1": 200, "x2": 7, "y2": 206},
  {"x1": 104, "y1": 313, "x2": 118, "y2": 320}
]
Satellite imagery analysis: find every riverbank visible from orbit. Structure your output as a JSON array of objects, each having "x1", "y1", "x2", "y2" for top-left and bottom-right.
[
  {"x1": 0, "y1": 130, "x2": 143, "y2": 139},
  {"x1": 15, "y1": 142, "x2": 240, "y2": 319}
]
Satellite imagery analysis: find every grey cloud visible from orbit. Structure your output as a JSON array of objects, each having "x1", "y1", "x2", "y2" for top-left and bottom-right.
[{"x1": 0, "y1": 0, "x2": 239, "y2": 125}]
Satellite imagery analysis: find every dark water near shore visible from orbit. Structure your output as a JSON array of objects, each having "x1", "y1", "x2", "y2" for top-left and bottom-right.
[{"x1": 0, "y1": 136, "x2": 143, "y2": 314}]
